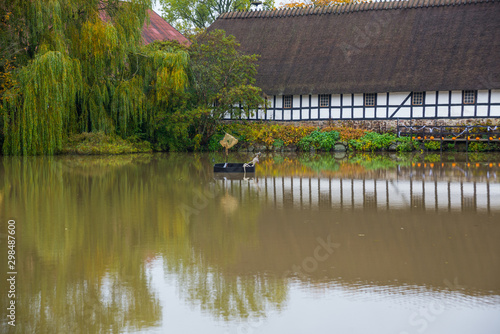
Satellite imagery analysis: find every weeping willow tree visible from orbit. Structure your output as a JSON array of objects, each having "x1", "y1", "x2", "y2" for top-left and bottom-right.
[
  {"x1": 1, "y1": 0, "x2": 190, "y2": 155},
  {"x1": 3, "y1": 51, "x2": 81, "y2": 155}
]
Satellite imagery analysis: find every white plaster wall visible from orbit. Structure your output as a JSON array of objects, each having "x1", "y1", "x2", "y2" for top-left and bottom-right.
[
  {"x1": 319, "y1": 109, "x2": 329, "y2": 119},
  {"x1": 397, "y1": 108, "x2": 411, "y2": 118},
  {"x1": 302, "y1": 95, "x2": 310, "y2": 107},
  {"x1": 332, "y1": 94, "x2": 341, "y2": 106},
  {"x1": 491, "y1": 105, "x2": 500, "y2": 117},
  {"x1": 477, "y1": 90, "x2": 489, "y2": 103},
  {"x1": 377, "y1": 93, "x2": 386, "y2": 105},
  {"x1": 293, "y1": 95, "x2": 301, "y2": 108},
  {"x1": 437, "y1": 106, "x2": 448, "y2": 117},
  {"x1": 353, "y1": 94, "x2": 363, "y2": 106},
  {"x1": 424, "y1": 107, "x2": 436, "y2": 118},
  {"x1": 492, "y1": 90, "x2": 500, "y2": 103},
  {"x1": 343, "y1": 94, "x2": 352, "y2": 106},
  {"x1": 463, "y1": 105, "x2": 475, "y2": 117},
  {"x1": 425, "y1": 92, "x2": 436, "y2": 104},
  {"x1": 365, "y1": 108, "x2": 375, "y2": 119},
  {"x1": 388, "y1": 92, "x2": 410, "y2": 105},
  {"x1": 413, "y1": 107, "x2": 424, "y2": 118},
  {"x1": 450, "y1": 106, "x2": 461, "y2": 117},
  {"x1": 353, "y1": 108, "x2": 364, "y2": 118},
  {"x1": 268, "y1": 97, "x2": 275, "y2": 109},
  {"x1": 310, "y1": 109, "x2": 318, "y2": 119},
  {"x1": 438, "y1": 91, "x2": 449, "y2": 104},
  {"x1": 342, "y1": 109, "x2": 352, "y2": 119},
  {"x1": 476, "y1": 105, "x2": 488, "y2": 117},
  {"x1": 275, "y1": 96, "x2": 282, "y2": 108},
  {"x1": 275, "y1": 110, "x2": 283, "y2": 120},
  {"x1": 451, "y1": 91, "x2": 462, "y2": 104},
  {"x1": 310, "y1": 95, "x2": 318, "y2": 107},
  {"x1": 283, "y1": 109, "x2": 291, "y2": 120}
]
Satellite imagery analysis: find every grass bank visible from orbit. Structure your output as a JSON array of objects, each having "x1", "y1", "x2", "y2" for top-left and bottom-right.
[{"x1": 62, "y1": 132, "x2": 152, "y2": 155}]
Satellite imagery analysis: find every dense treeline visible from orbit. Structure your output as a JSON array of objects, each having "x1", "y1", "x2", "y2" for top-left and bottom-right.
[{"x1": 0, "y1": 0, "x2": 263, "y2": 155}]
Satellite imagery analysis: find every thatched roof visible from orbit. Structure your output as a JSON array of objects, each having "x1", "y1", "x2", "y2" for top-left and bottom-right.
[{"x1": 209, "y1": 0, "x2": 500, "y2": 95}]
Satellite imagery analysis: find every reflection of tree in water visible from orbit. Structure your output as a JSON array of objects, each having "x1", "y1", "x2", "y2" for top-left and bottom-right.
[
  {"x1": 169, "y1": 256, "x2": 287, "y2": 321},
  {"x1": 0, "y1": 156, "x2": 162, "y2": 333},
  {"x1": 163, "y1": 179, "x2": 288, "y2": 321},
  {"x1": 0, "y1": 153, "x2": 288, "y2": 331}
]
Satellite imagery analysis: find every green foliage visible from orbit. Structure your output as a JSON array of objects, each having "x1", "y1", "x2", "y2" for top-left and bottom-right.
[
  {"x1": 159, "y1": 0, "x2": 275, "y2": 33},
  {"x1": 349, "y1": 132, "x2": 396, "y2": 152},
  {"x1": 189, "y1": 30, "x2": 265, "y2": 124},
  {"x1": 424, "y1": 140, "x2": 441, "y2": 151},
  {"x1": 273, "y1": 139, "x2": 285, "y2": 149},
  {"x1": 1, "y1": 0, "x2": 196, "y2": 155},
  {"x1": 298, "y1": 130, "x2": 340, "y2": 151},
  {"x1": 298, "y1": 154, "x2": 340, "y2": 172},
  {"x1": 208, "y1": 133, "x2": 225, "y2": 152},
  {"x1": 348, "y1": 153, "x2": 404, "y2": 170},
  {"x1": 468, "y1": 141, "x2": 489, "y2": 152},
  {"x1": 62, "y1": 132, "x2": 152, "y2": 154},
  {"x1": 423, "y1": 154, "x2": 441, "y2": 163},
  {"x1": 221, "y1": 122, "x2": 313, "y2": 147},
  {"x1": 3, "y1": 51, "x2": 82, "y2": 155},
  {"x1": 155, "y1": 107, "x2": 212, "y2": 151},
  {"x1": 396, "y1": 136, "x2": 419, "y2": 152}
]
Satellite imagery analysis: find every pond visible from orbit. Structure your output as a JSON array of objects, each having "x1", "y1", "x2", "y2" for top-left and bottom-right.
[{"x1": 1, "y1": 152, "x2": 500, "y2": 334}]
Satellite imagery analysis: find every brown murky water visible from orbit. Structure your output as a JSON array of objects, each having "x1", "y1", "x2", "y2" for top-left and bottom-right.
[{"x1": 1, "y1": 152, "x2": 499, "y2": 334}]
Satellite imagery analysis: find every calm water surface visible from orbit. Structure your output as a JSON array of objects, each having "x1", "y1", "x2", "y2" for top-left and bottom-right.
[{"x1": 1, "y1": 152, "x2": 500, "y2": 334}]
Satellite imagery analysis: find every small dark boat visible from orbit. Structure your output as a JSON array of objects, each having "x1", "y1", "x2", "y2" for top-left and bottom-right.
[
  {"x1": 214, "y1": 163, "x2": 255, "y2": 173},
  {"x1": 213, "y1": 173, "x2": 255, "y2": 180}
]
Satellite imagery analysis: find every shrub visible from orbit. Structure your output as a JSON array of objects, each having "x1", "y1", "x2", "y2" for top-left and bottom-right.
[
  {"x1": 468, "y1": 142, "x2": 489, "y2": 152},
  {"x1": 349, "y1": 132, "x2": 396, "y2": 151},
  {"x1": 208, "y1": 133, "x2": 225, "y2": 151},
  {"x1": 424, "y1": 140, "x2": 441, "y2": 151},
  {"x1": 396, "y1": 136, "x2": 419, "y2": 152},
  {"x1": 298, "y1": 130, "x2": 340, "y2": 151}
]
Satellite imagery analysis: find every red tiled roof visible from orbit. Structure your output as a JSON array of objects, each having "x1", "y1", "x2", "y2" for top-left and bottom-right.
[
  {"x1": 142, "y1": 9, "x2": 190, "y2": 46},
  {"x1": 99, "y1": 5, "x2": 190, "y2": 46}
]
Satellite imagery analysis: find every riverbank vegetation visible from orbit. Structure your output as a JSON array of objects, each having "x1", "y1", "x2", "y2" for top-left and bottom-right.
[{"x1": 207, "y1": 122, "x2": 500, "y2": 153}]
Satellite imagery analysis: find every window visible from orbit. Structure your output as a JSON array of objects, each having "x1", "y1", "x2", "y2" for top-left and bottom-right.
[
  {"x1": 283, "y1": 95, "x2": 293, "y2": 109},
  {"x1": 364, "y1": 93, "x2": 376, "y2": 106},
  {"x1": 412, "y1": 92, "x2": 424, "y2": 105},
  {"x1": 319, "y1": 94, "x2": 330, "y2": 107},
  {"x1": 463, "y1": 90, "x2": 476, "y2": 104}
]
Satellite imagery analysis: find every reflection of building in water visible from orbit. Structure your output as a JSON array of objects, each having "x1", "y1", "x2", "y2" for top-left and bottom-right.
[{"x1": 218, "y1": 176, "x2": 500, "y2": 213}]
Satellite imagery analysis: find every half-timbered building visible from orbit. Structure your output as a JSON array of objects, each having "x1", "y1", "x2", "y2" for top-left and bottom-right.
[{"x1": 209, "y1": 0, "x2": 500, "y2": 121}]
